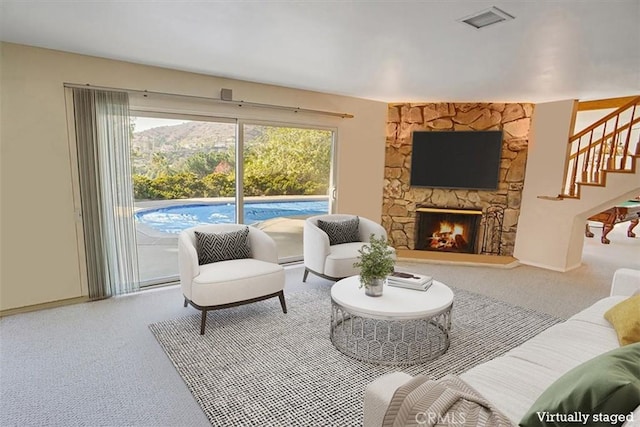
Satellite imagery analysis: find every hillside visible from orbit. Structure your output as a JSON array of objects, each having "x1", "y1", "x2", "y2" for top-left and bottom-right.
[
  {"x1": 131, "y1": 121, "x2": 262, "y2": 176},
  {"x1": 133, "y1": 121, "x2": 235, "y2": 152}
]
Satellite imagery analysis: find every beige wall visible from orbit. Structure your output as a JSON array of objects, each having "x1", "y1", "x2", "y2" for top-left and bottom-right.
[
  {"x1": 0, "y1": 42, "x2": 387, "y2": 311},
  {"x1": 514, "y1": 100, "x2": 577, "y2": 270},
  {"x1": 514, "y1": 100, "x2": 640, "y2": 271}
]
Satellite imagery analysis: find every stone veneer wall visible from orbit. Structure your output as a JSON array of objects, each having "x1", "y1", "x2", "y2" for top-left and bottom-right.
[{"x1": 383, "y1": 102, "x2": 534, "y2": 256}]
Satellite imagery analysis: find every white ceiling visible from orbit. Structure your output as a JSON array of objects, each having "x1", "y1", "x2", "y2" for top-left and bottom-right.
[{"x1": 1, "y1": 1, "x2": 638, "y2": 103}]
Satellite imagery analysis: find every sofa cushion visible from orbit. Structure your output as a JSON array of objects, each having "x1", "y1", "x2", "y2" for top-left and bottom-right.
[
  {"x1": 504, "y1": 319, "x2": 619, "y2": 375},
  {"x1": 519, "y1": 343, "x2": 640, "y2": 427},
  {"x1": 568, "y1": 295, "x2": 628, "y2": 328},
  {"x1": 195, "y1": 227, "x2": 251, "y2": 265},
  {"x1": 461, "y1": 355, "x2": 561, "y2": 424},
  {"x1": 604, "y1": 294, "x2": 640, "y2": 346},
  {"x1": 317, "y1": 216, "x2": 359, "y2": 245}
]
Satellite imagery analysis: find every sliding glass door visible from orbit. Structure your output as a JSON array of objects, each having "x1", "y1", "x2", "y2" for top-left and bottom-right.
[
  {"x1": 241, "y1": 123, "x2": 334, "y2": 262},
  {"x1": 131, "y1": 114, "x2": 236, "y2": 285},
  {"x1": 131, "y1": 114, "x2": 334, "y2": 285}
]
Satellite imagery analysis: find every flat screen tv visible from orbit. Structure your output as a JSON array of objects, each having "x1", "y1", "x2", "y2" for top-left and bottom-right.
[{"x1": 410, "y1": 130, "x2": 503, "y2": 190}]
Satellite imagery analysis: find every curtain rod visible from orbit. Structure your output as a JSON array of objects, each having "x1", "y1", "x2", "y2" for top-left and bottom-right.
[{"x1": 63, "y1": 83, "x2": 355, "y2": 119}]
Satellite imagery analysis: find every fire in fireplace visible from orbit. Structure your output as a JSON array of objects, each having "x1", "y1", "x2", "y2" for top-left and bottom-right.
[
  {"x1": 428, "y1": 221, "x2": 469, "y2": 250},
  {"x1": 415, "y1": 208, "x2": 482, "y2": 254}
]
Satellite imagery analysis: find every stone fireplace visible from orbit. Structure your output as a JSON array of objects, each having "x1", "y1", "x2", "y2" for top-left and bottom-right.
[
  {"x1": 383, "y1": 102, "x2": 534, "y2": 257},
  {"x1": 415, "y1": 208, "x2": 482, "y2": 254}
]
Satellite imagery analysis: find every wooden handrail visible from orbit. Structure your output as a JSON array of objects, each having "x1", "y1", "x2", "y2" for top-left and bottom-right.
[
  {"x1": 568, "y1": 116, "x2": 640, "y2": 160},
  {"x1": 571, "y1": 95, "x2": 640, "y2": 141},
  {"x1": 578, "y1": 96, "x2": 640, "y2": 111},
  {"x1": 562, "y1": 95, "x2": 640, "y2": 198}
]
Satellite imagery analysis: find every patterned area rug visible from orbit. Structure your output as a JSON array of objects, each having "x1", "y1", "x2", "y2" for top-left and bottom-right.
[{"x1": 149, "y1": 285, "x2": 561, "y2": 426}]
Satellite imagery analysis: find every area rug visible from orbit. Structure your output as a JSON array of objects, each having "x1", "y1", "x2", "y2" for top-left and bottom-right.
[{"x1": 149, "y1": 285, "x2": 561, "y2": 426}]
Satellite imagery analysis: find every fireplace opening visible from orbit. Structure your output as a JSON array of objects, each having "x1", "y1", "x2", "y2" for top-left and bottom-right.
[{"x1": 415, "y1": 208, "x2": 482, "y2": 254}]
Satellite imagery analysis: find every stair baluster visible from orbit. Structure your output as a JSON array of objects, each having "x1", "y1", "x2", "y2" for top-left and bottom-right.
[
  {"x1": 561, "y1": 95, "x2": 640, "y2": 199},
  {"x1": 619, "y1": 104, "x2": 637, "y2": 169}
]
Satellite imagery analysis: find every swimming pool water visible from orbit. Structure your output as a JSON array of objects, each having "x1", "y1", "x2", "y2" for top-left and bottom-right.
[{"x1": 135, "y1": 200, "x2": 329, "y2": 234}]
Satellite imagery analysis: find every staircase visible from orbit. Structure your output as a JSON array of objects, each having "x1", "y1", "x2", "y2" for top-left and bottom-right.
[
  {"x1": 515, "y1": 96, "x2": 639, "y2": 271},
  {"x1": 561, "y1": 95, "x2": 640, "y2": 199}
]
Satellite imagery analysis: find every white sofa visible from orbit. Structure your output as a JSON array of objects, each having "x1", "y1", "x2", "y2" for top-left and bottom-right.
[{"x1": 364, "y1": 268, "x2": 640, "y2": 426}]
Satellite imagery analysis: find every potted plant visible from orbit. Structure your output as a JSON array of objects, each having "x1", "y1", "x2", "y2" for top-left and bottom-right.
[{"x1": 353, "y1": 234, "x2": 395, "y2": 297}]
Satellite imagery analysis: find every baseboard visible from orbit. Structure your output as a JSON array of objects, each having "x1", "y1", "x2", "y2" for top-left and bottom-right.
[
  {"x1": 517, "y1": 259, "x2": 582, "y2": 272},
  {"x1": 0, "y1": 296, "x2": 89, "y2": 317},
  {"x1": 396, "y1": 250, "x2": 520, "y2": 269}
]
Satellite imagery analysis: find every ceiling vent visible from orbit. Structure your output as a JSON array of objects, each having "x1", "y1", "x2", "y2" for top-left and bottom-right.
[{"x1": 459, "y1": 6, "x2": 515, "y2": 29}]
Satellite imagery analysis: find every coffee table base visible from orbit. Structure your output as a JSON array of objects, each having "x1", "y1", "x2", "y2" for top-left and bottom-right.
[{"x1": 330, "y1": 301, "x2": 452, "y2": 365}]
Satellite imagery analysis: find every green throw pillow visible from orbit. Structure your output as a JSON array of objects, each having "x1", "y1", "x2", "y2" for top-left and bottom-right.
[{"x1": 519, "y1": 343, "x2": 640, "y2": 427}]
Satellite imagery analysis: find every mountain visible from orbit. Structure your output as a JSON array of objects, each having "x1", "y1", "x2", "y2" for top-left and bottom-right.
[
  {"x1": 132, "y1": 121, "x2": 235, "y2": 152},
  {"x1": 131, "y1": 121, "x2": 263, "y2": 175}
]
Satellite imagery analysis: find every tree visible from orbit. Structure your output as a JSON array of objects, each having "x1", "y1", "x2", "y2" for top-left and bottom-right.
[
  {"x1": 202, "y1": 172, "x2": 235, "y2": 197},
  {"x1": 133, "y1": 172, "x2": 206, "y2": 200},
  {"x1": 133, "y1": 175, "x2": 160, "y2": 200},
  {"x1": 150, "y1": 172, "x2": 206, "y2": 199},
  {"x1": 180, "y1": 151, "x2": 234, "y2": 178},
  {"x1": 243, "y1": 127, "x2": 331, "y2": 196},
  {"x1": 148, "y1": 153, "x2": 172, "y2": 179}
]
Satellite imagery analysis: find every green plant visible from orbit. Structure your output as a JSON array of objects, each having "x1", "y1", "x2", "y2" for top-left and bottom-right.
[{"x1": 353, "y1": 234, "x2": 395, "y2": 287}]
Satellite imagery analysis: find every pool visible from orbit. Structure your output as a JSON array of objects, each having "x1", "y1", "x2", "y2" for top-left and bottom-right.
[{"x1": 135, "y1": 199, "x2": 329, "y2": 234}]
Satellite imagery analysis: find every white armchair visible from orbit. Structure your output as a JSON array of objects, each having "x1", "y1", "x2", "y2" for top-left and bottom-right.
[
  {"x1": 178, "y1": 224, "x2": 286, "y2": 334},
  {"x1": 303, "y1": 214, "x2": 395, "y2": 282}
]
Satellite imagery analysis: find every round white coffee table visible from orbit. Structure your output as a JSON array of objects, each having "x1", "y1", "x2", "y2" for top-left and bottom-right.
[{"x1": 330, "y1": 275, "x2": 454, "y2": 365}]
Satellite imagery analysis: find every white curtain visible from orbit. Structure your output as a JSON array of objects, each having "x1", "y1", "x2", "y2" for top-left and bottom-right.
[{"x1": 73, "y1": 88, "x2": 139, "y2": 299}]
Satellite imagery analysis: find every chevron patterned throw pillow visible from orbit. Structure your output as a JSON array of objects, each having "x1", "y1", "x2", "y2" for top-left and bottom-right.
[
  {"x1": 317, "y1": 216, "x2": 360, "y2": 245},
  {"x1": 195, "y1": 227, "x2": 252, "y2": 265}
]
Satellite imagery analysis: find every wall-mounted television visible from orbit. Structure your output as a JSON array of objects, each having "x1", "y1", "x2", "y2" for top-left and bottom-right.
[{"x1": 410, "y1": 130, "x2": 503, "y2": 190}]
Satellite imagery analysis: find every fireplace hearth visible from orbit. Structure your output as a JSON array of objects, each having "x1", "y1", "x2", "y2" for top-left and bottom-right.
[{"x1": 415, "y1": 208, "x2": 483, "y2": 254}]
